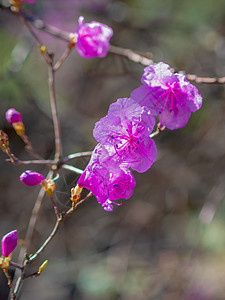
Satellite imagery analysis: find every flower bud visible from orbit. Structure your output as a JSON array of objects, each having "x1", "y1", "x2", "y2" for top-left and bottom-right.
[
  {"x1": 76, "y1": 16, "x2": 113, "y2": 59},
  {"x1": 13, "y1": 122, "x2": 25, "y2": 137},
  {"x1": 38, "y1": 260, "x2": 48, "y2": 274},
  {"x1": 0, "y1": 130, "x2": 9, "y2": 153},
  {"x1": 20, "y1": 170, "x2": 45, "y2": 186},
  {"x1": 69, "y1": 33, "x2": 78, "y2": 49},
  {"x1": 40, "y1": 178, "x2": 55, "y2": 197},
  {"x1": 71, "y1": 185, "x2": 83, "y2": 204},
  {"x1": 1, "y1": 230, "x2": 18, "y2": 258},
  {"x1": 5, "y1": 108, "x2": 22, "y2": 125},
  {"x1": 6, "y1": 108, "x2": 25, "y2": 137}
]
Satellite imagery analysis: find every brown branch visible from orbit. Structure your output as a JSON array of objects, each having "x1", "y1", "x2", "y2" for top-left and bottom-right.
[
  {"x1": 13, "y1": 171, "x2": 53, "y2": 298},
  {"x1": 49, "y1": 195, "x2": 60, "y2": 218},
  {"x1": 61, "y1": 164, "x2": 83, "y2": 174},
  {"x1": 29, "y1": 192, "x2": 92, "y2": 262},
  {"x1": 9, "y1": 261, "x2": 23, "y2": 271},
  {"x1": 109, "y1": 45, "x2": 154, "y2": 66},
  {"x1": 48, "y1": 63, "x2": 62, "y2": 162},
  {"x1": 60, "y1": 151, "x2": 92, "y2": 165},
  {"x1": 31, "y1": 18, "x2": 70, "y2": 42},
  {"x1": 54, "y1": 47, "x2": 72, "y2": 72},
  {"x1": 4, "y1": 270, "x2": 16, "y2": 300},
  {"x1": 6, "y1": 159, "x2": 55, "y2": 166},
  {"x1": 186, "y1": 73, "x2": 225, "y2": 84},
  {"x1": 21, "y1": 135, "x2": 43, "y2": 160}
]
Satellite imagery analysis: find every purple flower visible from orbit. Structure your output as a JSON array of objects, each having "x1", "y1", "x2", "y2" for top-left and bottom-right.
[
  {"x1": 93, "y1": 98, "x2": 157, "y2": 173},
  {"x1": 20, "y1": 170, "x2": 45, "y2": 186},
  {"x1": 1, "y1": 230, "x2": 18, "y2": 257},
  {"x1": 5, "y1": 108, "x2": 22, "y2": 125},
  {"x1": 76, "y1": 16, "x2": 113, "y2": 59},
  {"x1": 131, "y1": 62, "x2": 203, "y2": 130},
  {"x1": 77, "y1": 145, "x2": 110, "y2": 205},
  {"x1": 77, "y1": 144, "x2": 136, "y2": 211}
]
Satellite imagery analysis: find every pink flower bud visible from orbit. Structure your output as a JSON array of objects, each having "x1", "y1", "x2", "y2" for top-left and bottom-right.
[
  {"x1": 1, "y1": 230, "x2": 18, "y2": 257},
  {"x1": 20, "y1": 170, "x2": 45, "y2": 186},
  {"x1": 76, "y1": 16, "x2": 113, "y2": 59},
  {"x1": 5, "y1": 108, "x2": 22, "y2": 125}
]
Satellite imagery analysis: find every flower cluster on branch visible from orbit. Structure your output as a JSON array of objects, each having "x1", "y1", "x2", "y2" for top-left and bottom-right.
[{"x1": 0, "y1": 4, "x2": 208, "y2": 299}]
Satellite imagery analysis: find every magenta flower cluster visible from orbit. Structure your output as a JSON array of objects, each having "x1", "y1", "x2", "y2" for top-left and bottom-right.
[
  {"x1": 76, "y1": 16, "x2": 113, "y2": 59},
  {"x1": 77, "y1": 98, "x2": 157, "y2": 211},
  {"x1": 77, "y1": 63, "x2": 202, "y2": 211}
]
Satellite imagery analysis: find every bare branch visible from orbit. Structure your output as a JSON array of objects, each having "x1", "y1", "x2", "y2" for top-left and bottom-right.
[
  {"x1": 61, "y1": 164, "x2": 84, "y2": 174},
  {"x1": 48, "y1": 63, "x2": 62, "y2": 162}
]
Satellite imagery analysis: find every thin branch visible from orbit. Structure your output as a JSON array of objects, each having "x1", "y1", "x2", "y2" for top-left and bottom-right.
[
  {"x1": 49, "y1": 195, "x2": 60, "y2": 218},
  {"x1": 9, "y1": 261, "x2": 23, "y2": 271},
  {"x1": 65, "y1": 192, "x2": 93, "y2": 218},
  {"x1": 4, "y1": 270, "x2": 16, "y2": 300},
  {"x1": 7, "y1": 159, "x2": 55, "y2": 166},
  {"x1": 29, "y1": 215, "x2": 62, "y2": 262},
  {"x1": 31, "y1": 18, "x2": 70, "y2": 42},
  {"x1": 21, "y1": 135, "x2": 43, "y2": 160},
  {"x1": 29, "y1": 192, "x2": 92, "y2": 262},
  {"x1": 109, "y1": 45, "x2": 154, "y2": 66},
  {"x1": 186, "y1": 73, "x2": 225, "y2": 84},
  {"x1": 48, "y1": 63, "x2": 62, "y2": 162},
  {"x1": 18, "y1": 12, "x2": 42, "y2": 48},
  {"x1": 60, "y1": 151, "x2": 92, "y2": 165},
  {"x1": 61, "y1": 164, "x2": 84, "y2": 174},
  {"x1": 54, "y1": 47, "x2": 72, "y2": 72},
  {"x1": 13, "y1": 171, "x2": 53, "y2": 297}
]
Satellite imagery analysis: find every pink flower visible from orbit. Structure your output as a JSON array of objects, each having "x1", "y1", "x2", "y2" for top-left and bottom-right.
[
  {"x1": 76, "y1": 16, "x2": 113, "y2": 59},
  {"x1": 5, "y1": 108, "x2": 22, "y2": 125},
  {"x1": 131, "y1": 62, "x2": 202, "y2": 130},
  {"x1": 93, "y1": 98, "x2": 157, "y2": 173},
  {"x1": 77, "y1": 144, "x2": 136, "y2": 211},
  {"x1": 20, "y1": 170, "x2": 45, "y2": 186},
  {"x1": 1, "y1": 230, "x2": 18, "y2": 257}
]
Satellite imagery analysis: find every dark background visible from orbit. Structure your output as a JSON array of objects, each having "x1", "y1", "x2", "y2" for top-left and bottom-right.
[{"x1": 1, "y1": 0, "x2": 225, "y2": 299}]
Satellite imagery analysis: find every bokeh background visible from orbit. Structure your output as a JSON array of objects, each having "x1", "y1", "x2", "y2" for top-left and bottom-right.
[{"x1": 1, "y1": 0, "x2": 225, "y2": 299}]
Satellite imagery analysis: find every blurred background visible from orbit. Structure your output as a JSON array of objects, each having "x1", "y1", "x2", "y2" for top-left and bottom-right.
[{"x1": 1, "y1": 0, "x2": 225, "y2": 299}]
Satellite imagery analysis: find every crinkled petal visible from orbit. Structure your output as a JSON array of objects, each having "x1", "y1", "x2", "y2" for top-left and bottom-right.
[
  {"x1": 76, "y1": 18, "x2": 113, "y2": 59},
  {"x1": 109, "y1": 168, "x2": 136, "y2": 200}
]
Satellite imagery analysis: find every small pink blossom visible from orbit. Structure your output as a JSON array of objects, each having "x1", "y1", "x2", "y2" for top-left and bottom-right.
[
  {"x1": 131, "y1": 62, "x2": 202, "y2": 130},
  {"x1": 76, "y1": 16, "x2": 113, "y2": 59},
  {"x1": 1, "y1": 230, "x2": 18, "y2": 257},
  {"x1": 93, "y1": 98, "x2": 157, "y2": 173}
]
